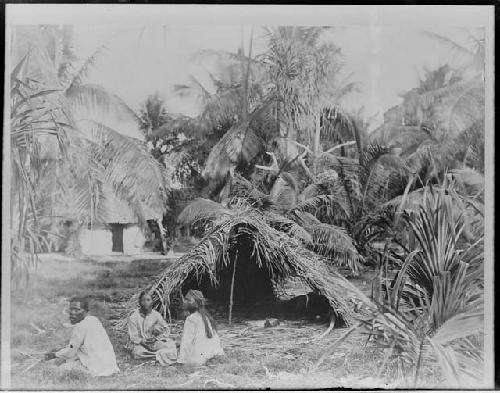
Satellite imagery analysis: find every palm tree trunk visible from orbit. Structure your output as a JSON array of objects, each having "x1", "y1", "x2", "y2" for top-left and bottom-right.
[
  {"x1": 241, "y1": 28, "x2": 253, "y2": 122},
  {"x1": 353, "y1": 122, "x2": 364, "y2": 166},
  {"x1": 413, "y1": 337, "x2": 426, "y2": 387},
  {"x1": 312, "y1": 113, "x2": 321, "y2": 178},
  {"x1": 391, "y1": 174, "x2": 415, "y2": 230},
  {"x1": 228, "y1": 249, "x2": 238, "y2": 325}
]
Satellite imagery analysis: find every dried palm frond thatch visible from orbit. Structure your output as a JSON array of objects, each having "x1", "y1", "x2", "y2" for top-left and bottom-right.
[{"x1": 117, "y1": 206, "x2": 376, "y2": 329}]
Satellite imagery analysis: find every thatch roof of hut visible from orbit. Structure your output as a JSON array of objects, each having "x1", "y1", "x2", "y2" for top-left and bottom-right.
[
  {"x1": 54, "y1": 182, "x2": 162, "y2": 225},
  {"x1": 119, "y1": 205, "x2": 376, "y2": 328},
  {"x1": 101, "y1": 185, "x2": 137, "y2": 224},
  {"x1": 101, "y1": 184, "x2": 165, "y2": 224}
]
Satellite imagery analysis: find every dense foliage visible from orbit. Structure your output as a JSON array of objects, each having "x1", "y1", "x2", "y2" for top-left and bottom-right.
[{"x1": 9, "y1": 25, "x2": 486, "y2": 387}]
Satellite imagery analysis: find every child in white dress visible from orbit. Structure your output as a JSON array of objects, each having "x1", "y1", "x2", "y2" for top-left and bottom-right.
[{"x1": 177, "y1": 290, "x2": 224, "y2": 365}]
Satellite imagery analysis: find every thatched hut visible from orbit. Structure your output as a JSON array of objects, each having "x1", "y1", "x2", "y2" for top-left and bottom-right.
[
  {"x1": 121, "y1": 206, "x2": 376, "y2": 327},
  {"x1": 56, "y1": 184, "x2": 163, "y2": 255},
  {"x1": 79, "y1": 186, "x2": 140, "y2": 254}
]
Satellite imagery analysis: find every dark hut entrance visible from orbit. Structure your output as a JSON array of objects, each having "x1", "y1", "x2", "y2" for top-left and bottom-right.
[
  {"x1": 179, "y1": 223, "x2": 296, "y2": 323},
  {"x1": 182, "y1": 224, "x2": 275, "y2": 307},
  {"x1": 110, "y1": 224, "x2": 124, "y2": 252},
  {"x1": 151, "y1": 215, "x2": 355, "y2": 328}
]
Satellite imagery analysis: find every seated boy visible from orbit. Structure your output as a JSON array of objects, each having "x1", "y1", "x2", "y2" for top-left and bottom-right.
[{"x1": 44, "y1": 296, "x2": 119, "y2": 376}]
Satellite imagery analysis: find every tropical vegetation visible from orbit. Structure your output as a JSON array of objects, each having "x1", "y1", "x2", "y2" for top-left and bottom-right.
[{"x1": 8, "y1": 25, "x2": 487, "y2": 387}]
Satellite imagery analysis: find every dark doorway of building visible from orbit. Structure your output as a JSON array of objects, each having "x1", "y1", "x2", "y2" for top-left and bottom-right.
[{"x1": 110, "y1": 224, "x2": 124, "y2": 252}]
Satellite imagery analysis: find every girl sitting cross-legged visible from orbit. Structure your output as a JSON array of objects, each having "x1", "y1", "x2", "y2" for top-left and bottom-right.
[
  {"x1": 127, "y1": 291, "x2": 178, "y2": 365},
  {"x1": 177, "y1": 289, "x2": 224, "y2": 366}
]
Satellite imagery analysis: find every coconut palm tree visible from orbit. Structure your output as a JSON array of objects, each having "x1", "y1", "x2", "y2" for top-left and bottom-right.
[
  {"x1": 369, "y1": 57, "x2": 485, "y2": 226},
  {"x1": 190, "y1": 27, "x2": 358, "y2": 203},
  {"x1": 178, "y1": 129, "x2": 409, "y2": 275},
  {"x1": 424, "y1": 29, "x2": 485, "y2": 77},
  {"x1": 13, "y1": 25, "x2": 168, "y2": 220},
  {"x1": 138, "y1": 92, "x2": 170, "y2": 138},
  {"x1": 174, "y1": 31, "x2": 271, "y2": 193},
  {"x1": 405, "y1": 30, "x2": 485, "y2": 172},
  {"x1": 10, "y1": 25, "x2": 169, "y2": 285}
]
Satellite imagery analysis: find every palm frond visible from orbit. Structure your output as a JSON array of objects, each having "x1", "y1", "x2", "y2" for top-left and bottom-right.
[
  {"x1": 76, "y1": 119, "x2": 168, "y2": 223},
  {"x1": 403, "y1": 76, "x2": 484, "y2": 135},
  {"x1": 66, "y1": 84, "x2": 140, "y2": 123},
  {"x1": 424, "y1": 31, "x2": 475, "y2": 57},
  {"x1": 292, "y1": 210, "x2": 321, "y2": 227},
  {"x1": 57, "y1": 141, "x2": 108, "y2": 225},
  {"x1": 431, "y1": 311, "x2": 484, "y2": 346},
  {"x1": 296, "y1": 192, "x2": 352, "y2": 221},
  {"x1": 10, "y1": 64, "x2": 74, "y2": 286},
  {"x1": 202, "y1": 121, "x2": 263, "y2": 182},
  {"x1": 269, "y1": 174, "x2": 299, "y2": 211},
  {"x1": 67, "y1": 44, "x2": 107, "y2": 91},
  {"x1": 11, "y1": 52, "x2": 29, "y2": 85},
  {"x1": 449, "y1": 168, "x2": 484, "y2": 198},
  {"x1": 435, "y1": 81, "x2": 484, "y2": 135},
  {"x1": 266, "y1": 211, "x2": 313, "y2": 244},
  {"x1": 309, "y1": 223, "x2": 362, "y2": 274},
  {"x1": 229, "y1": 174, "x2": 273, "y2": 209},
  {"x1": 320, "y1": 105, "x2": 360, "y2": 148},
  {"x1": 177, "y1": 198, "x2": 232, "y2": 227},
  {"x1": 191, "y1": 49, "x2": 261, "y2": 69}
]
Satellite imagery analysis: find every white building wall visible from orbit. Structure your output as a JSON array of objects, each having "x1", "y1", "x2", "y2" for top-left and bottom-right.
[
  {"x1": 79, "y1": 225, "x2": 146, "y2": 255},
  {"x1": 123, "y1": 225, "x2": 146, "y2": 255},
  {"x1": 80, "y1": 228, "x2": 112, "y2": 255}
]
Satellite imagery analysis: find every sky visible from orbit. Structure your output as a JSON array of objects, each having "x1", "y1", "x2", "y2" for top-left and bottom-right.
[
  {"x1": 70, "y1": 25, "x2": 481, "y2": 132},
  {"x1": 7, "y1": 5, "x2": 492, "y2": 138}
]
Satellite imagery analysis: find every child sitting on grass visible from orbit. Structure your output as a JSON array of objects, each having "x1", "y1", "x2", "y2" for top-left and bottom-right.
[
  {"x1": 127, "y1": 291, "x2": 178, "y2": 366},
  {"x1": 177, "y1": 290, "x2": 224, "y2": 366}
]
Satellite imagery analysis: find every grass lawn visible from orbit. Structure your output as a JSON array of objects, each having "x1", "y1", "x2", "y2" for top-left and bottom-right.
[{"x1": 10, "y1": 254, "x2": 443, "y2": 390}]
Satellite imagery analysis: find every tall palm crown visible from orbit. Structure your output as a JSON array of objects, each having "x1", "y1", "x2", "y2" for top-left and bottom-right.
[{"x1": 138, "y1": 93, "x2": 170, "y2": 138}]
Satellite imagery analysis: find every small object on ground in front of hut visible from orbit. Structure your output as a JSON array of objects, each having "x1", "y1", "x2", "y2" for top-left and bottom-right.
[
  {"x1": 264, "y1": 318, "x2": 280, "y2": 328},
  {"x1": 22, "y1": 358, "x2": 43, "y2": 373},
  {"x1": 246, "y1": 320, "x2": 266, "y2": 328},
  {"x1": 18, "y1": 350, "x2": 44, "y2": 359},
  {"x1": 130, "y1": 361, "x2": 151, "y2": 371},
  {"x1": 238, "y1": 326, "x2": 250, "y2": 334},
  {"x1": 30, "y1": 322, "x2": 45, "y2": 334},
  {"x1": 205, "y1": 354, "x2": 227, "y2": 365},
  {"x1": 204, "y1": 378, "x2": 235, "y2": 389}
]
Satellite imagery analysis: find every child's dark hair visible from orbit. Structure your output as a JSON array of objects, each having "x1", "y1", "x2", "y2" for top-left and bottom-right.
[
  {"x1": 139, "y1": 290, "x2": 150, "y2": 304},
  {"x1": 199, "y1": 306, "x2": 217, "y2": 339},
  {"x1": 186, "y1": 290, "x2": 217, "y2": 338}
]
